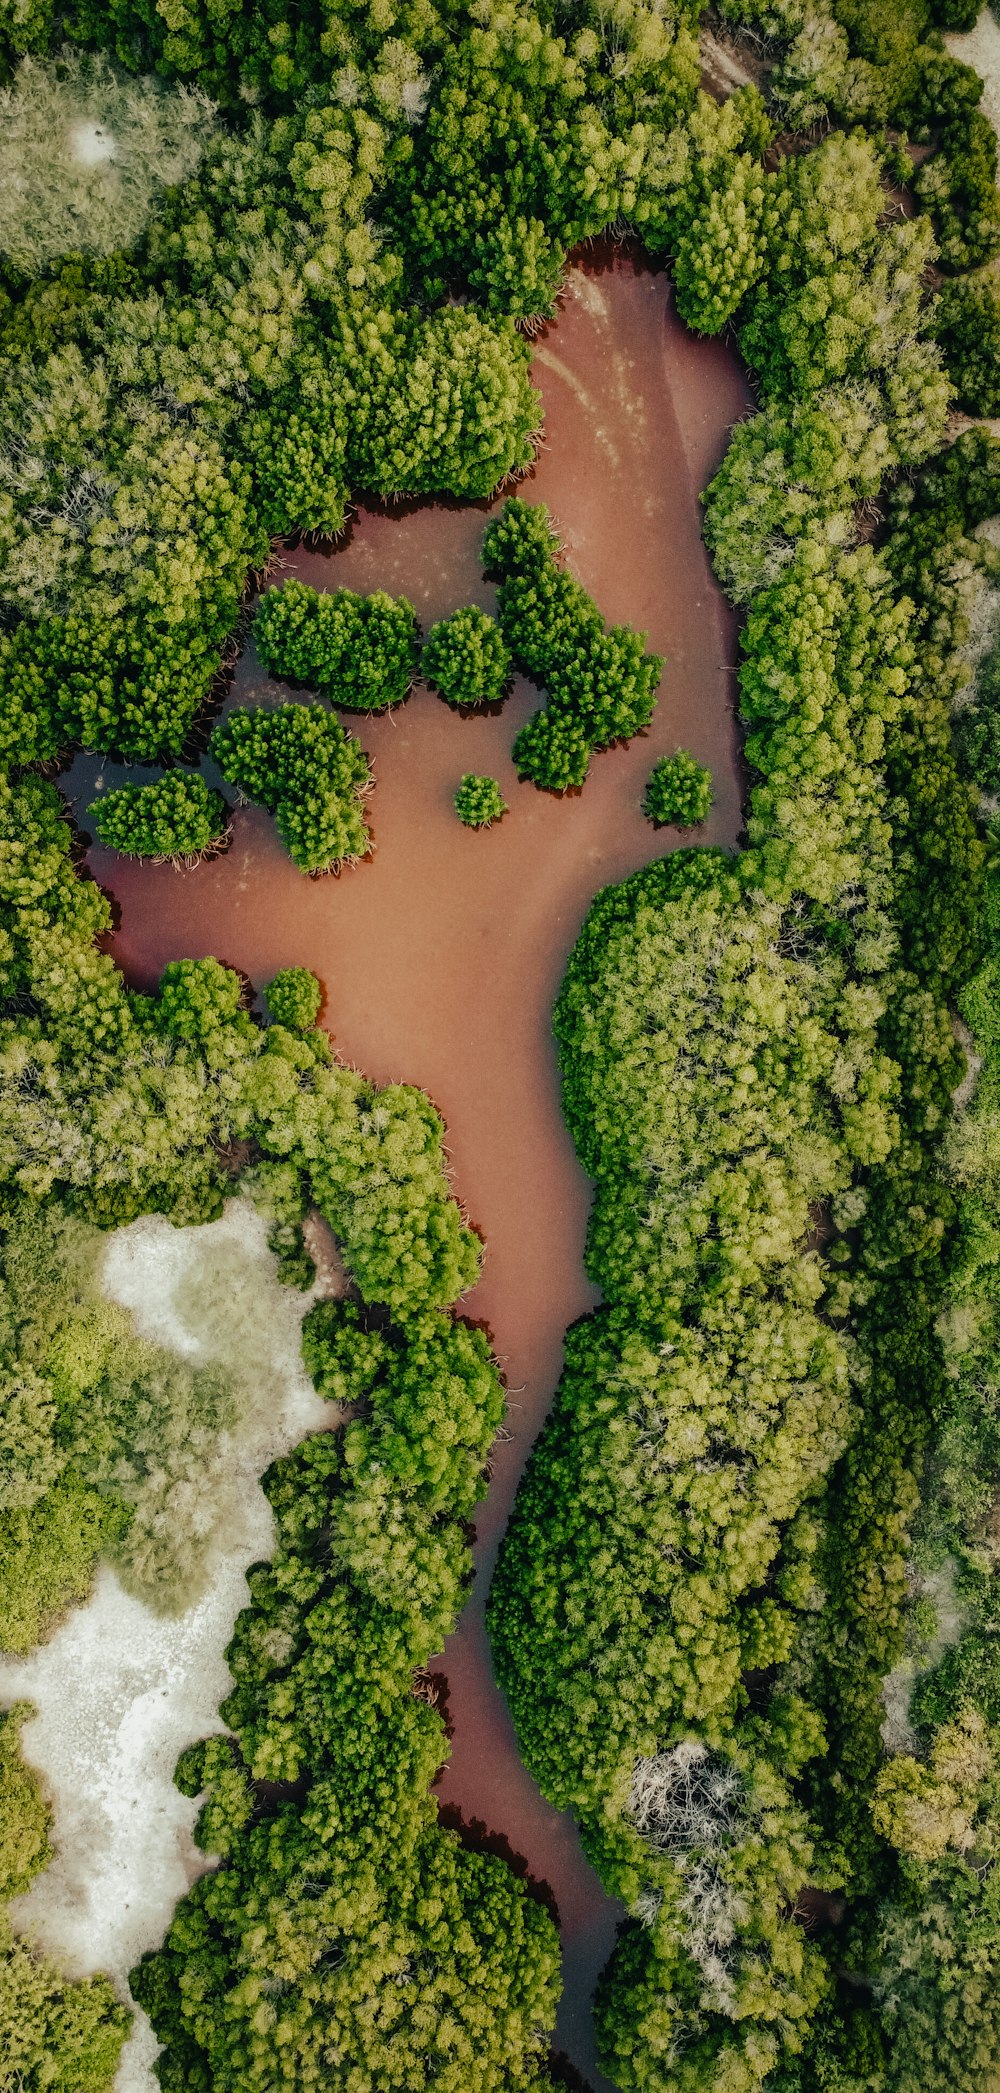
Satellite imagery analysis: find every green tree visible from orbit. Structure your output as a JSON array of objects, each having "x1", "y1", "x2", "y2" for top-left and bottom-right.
[
  {"x1": 422, "y1": 606, "x2": 511, "y2": 708},
  {"x1": 455, "y1": 773, "x2": 507, "y2": 827},
  {"x1": 210, "y1": 704, "x2": 373, "y2": 873},
  {"x1": 264, "y1": 967, "x2": 323, "y2": 1031},
  {"x1": 254, "y1": 580, "x2": 419, "y2": 712},
  {"x1": 89, "y1": 772, "x2": 228, "y2": 860},
  {"x1": 643, "y1": 752, "x2": 713, "y2": 828}
]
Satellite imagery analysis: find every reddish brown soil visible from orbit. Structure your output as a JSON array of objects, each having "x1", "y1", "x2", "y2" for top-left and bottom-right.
[{"x1": 63, "y1": 248, "x2": 752, "y2": 2086}]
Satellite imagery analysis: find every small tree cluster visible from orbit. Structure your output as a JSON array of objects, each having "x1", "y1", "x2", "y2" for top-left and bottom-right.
[
  {"x1": 482, "y1": 498, "x2": 663, "y2": 791},
  {"x1": 643, "y1": 751, "x2": 713, "y2": 829},
  {"x1": 89, "y1": 772, "x2": 228, "y2": 861},
  {"x1": 932, "y1": 276, "x2": 1000, "y2": 418},
  {"x1": 264, "y1": 966, "x2": 322, "y2": 1032},
  {"x1": 454, "y1": 774, "x2": 507, "y2": 828},
  {"x1": 210, "y1": 704, "x2": 371, "y2": 873},
  {"x1": 253, "y1": 579, "x2": 419, "y2": 713},
  {"x1": 421, "y1": 605, "x2": 511, "y2": 708}
]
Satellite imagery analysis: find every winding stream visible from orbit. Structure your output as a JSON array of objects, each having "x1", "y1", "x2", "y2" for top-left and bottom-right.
[{"x1": 64, "y1": 248, "x2": 752, "y2": 2085}]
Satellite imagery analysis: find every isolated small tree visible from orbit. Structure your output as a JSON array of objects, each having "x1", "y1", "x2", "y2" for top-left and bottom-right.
[
  {"x1": 455, "y1": 775, "x2": 507, "y2": 828},
  {"x1": 89, "y1": 773, "x2": 228, "y2": 861},
  {"x1": 643, "y1": 752, "x2": 713, "y2": 828},
  {"x1": 421, "y1": 607, "x2": 512, "y2": 708},
  {"x1": 265, "y1": 968, "x2": 323, "y2": 1032}
]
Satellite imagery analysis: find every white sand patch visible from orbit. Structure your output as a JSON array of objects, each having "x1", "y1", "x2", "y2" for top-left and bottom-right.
[
  {"x1": 69, "y1": 121, "x2": 117, "y2": 166},
  {"x1": 945, "y1": 9, "x2": 1000, "y2": 145},
  {"x1": 881, "y1": 1558, "x2": 966, "y2": 1753},
  {"x1": 0, "y1": 1197, "x2": 344, "y2": 2092}
]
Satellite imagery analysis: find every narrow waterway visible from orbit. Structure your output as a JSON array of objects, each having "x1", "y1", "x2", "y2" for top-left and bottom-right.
[{"x1": 64, "y1": 248, "x2": 752, "y2": 2085}]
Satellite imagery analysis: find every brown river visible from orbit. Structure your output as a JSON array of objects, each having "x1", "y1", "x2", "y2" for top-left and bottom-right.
[{"x1": 64, "y1": 249, "x2": 752, "y2": 2087}]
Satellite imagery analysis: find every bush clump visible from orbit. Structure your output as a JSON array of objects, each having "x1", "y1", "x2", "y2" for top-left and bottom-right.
[
  {"x1": 482, "y1": 499, "x2": 663, "y2": 792},
  {"x1": 265, "y1": 967, "x2": 323, "y2": 1031},
  {"x1": 89, "y1": 772, "x2": 228, "y2": 860},
  {"x1": 253, "y1": 580, "x2": 419, "y2": 713},
  {"x1": 421, "y1": 606, "x2": 512, "y2": 708},
  {"x1": 210, "y1": 705, "x2": 371, "y2": 873},
  {"x1": 642, "y1": 751, "x2": 713, "y2": 828},
  {"x1": 455, "y1": 774, "x2": 507, "y2": 828}
]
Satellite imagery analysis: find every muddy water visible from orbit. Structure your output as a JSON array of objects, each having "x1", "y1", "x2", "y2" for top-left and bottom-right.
[{"x1": 64, "y1": 251, "x2": 752, "y2": 2086}]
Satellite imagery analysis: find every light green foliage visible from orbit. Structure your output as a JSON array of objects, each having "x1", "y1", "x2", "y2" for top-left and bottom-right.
[
  {"x1": 635, "y1": 90, "x2": 773, "y2": 334},
  {"x1": 703, "y1": 389, "x2": 893, "y2": 603},
  {"x1": 0, "y1": 52, "x2": 214, "y2": 272},
  {"x1": 89, "y1": 772, "x2": 227, "y2": 860},
  {"x1": 455, "y1": 773, "x2": 507, "y2": 827},
  {"x1": 0, "y1": 1918, "x2": 129, "y2": 2093},
  {"x1": 740, "y1": 132, "x2": 949, "y2": 463},
  {"x1": 264, "y1": 966, "x2": 322, "y2": 1033},
  {"x1": 421, "y1": 604, "x2": 511, "y2": 708},
  {"x1": 483, "y1": 498, "x2": 663, "y2": 789},
  {"x1": 0, "y1": 1206, "x2": 253, "y2": 1626},
  {"x1": 210, "y1": 703, "x2": 372, "y2": 872},
  {"x1": 0, "y1": 1704, "x2": 51, "y2": 1897},
  {"x1": 254, "y1": 578, "x2": 418, "y2": 712},
  {"x1": 872, "y1": 1710, "x2": 995, "y2": 1863},
  {"x1": 0, "y1": 1365, "x2": 63, "y2": 1512},
  {"x1": 642, "y1": 751, "x2": 712, "y2": 828}
]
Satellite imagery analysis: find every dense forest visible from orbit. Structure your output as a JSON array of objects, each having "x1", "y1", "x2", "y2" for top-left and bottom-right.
[{"x1": 2, "y1": 0, "x2": 1000, "y2": 2090}]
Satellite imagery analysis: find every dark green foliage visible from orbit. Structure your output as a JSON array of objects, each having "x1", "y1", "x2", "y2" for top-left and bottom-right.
[
  {"x1": 253, "y1": 579, "x2": 419, "y2": 713},
  {"x1": 264, "y1": 966, "x2": 322, "y2": 1032},
  {"x1": 482, "y1": 499, "x2": 663, "y2": 791},
  {"x1": 421, "y1": 605, "x2": 512, "y2": 709},
  {"x1": 455, "y1": 773, "x2": 507, "y2": 827},
  {"x1": 210, "y1": 704, "x2": 372, "y2": 872},
  {"x1": 915, "y1": 113, "x2": 1000, "y2": 272},
  {"x1": 89, "y1": 771, "x2": 227, "y2": 860},
  {"x1": 932, "y1": 276, "x2": 1000, "y2": 417},
  {"x1": 383, "y1": 1, "x2": 700, "y2": 318},
  {"x1": 642, "y1": 751, "x2": 713, "y2": 828}
]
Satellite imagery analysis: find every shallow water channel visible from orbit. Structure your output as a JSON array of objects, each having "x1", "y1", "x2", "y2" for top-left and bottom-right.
[{"x1": 64, "y1": 249, "x2": 752, "y2": 2085}]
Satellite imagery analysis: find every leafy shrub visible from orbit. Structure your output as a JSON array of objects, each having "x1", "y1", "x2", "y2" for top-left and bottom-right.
[
  {"x1": 643, "y1": 751, "x2": 713, "y2": 828},
  {"x1": 89, "y1": 772, "x2": 227, "y2": 860},
  {"x1": 254, "y1": 580, "x2": 418, "y2": 713},
  {"x1": 344, "y1": 309, "x2": 542, "y2": 499},
  {"x1": 264, "y1": 967, "x2": 322, "y2": 1031},
  {"x1": 421, "y1": 606, "x2": 511, "y2": 708},
  {"x1": 455, "y1": 774, "x2": 507, "y2": 827},
  {"x1": 210, "y1": 704, "x2": 372, "y2": 873},
  {"x1": 482, "y1": 499, "x2": 663, "y2": 790}
]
